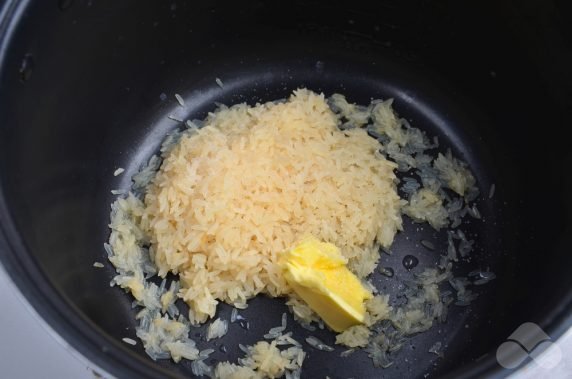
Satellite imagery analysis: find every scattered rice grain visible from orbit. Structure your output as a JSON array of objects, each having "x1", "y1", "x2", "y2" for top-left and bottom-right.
[
  {"x1": 174, "y1": 93, "x2": 185, "y2": 107},
  {"x1": 428, "y1": 341, "x2": 443, "y2": 357},
  {"x1": 122, "y1": 337, "x2": 137, "y2": 346},
  {"x1": 420, "y1": 240, "x2": 435, "y2": 251},
  {"x1": 230, "y1": 308, "x2": 239, "y2": 323},
  {"x1": 489, "y1": 183, "x2": 496, "y2": 199},
  {"x1": 467, "y1": 204, "x2": 481, "y2": 219},
  {"x1": 306, "y1": 336, "x2": 334, "y2": 352},
  {"x1": 206, "y1": 318, "x2": 228, "y2": 341},
  {"x1": 167, "y1": 115, "x2": 183, "y2": 122},
  {"x1": 191, "y1": 360, "x2": 213, "y2": 377},
  {"x1": 340, "y1": 349, "x2": 356, "y2": 358}
]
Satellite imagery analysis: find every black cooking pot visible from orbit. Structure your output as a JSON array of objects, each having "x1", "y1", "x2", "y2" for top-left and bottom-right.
[{"x1": 1, "y1": 0, "x2": 571, "y2": 378}]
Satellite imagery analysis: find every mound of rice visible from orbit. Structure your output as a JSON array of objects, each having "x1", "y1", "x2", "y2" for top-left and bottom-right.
[
  {"x1": 140, "y1": 89, "x2": 402, "y2": 323},
  {"x1": 106, "y1": 88, "x2": 489, "y2": 374}
]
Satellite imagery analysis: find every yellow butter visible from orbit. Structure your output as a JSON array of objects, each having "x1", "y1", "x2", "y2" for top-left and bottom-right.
[{"x1": 282, "y1": 236, "x2": 372, "y2": 332}]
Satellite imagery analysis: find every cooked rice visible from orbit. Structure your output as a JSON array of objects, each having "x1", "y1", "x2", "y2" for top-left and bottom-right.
[
  {"x1": 167, "y1": 115, "x2": 184, "y2": 122},
  {"x1": 403, "y1": 188, "x2": 449, "y2": 230},
  {"x1": 140, "y1": 89, "x2": 402, "y2": 323},
  {"x1": 335, "y1": 325, "x2": 371, "y2": 348},
  {"x1": 420, "y1": 240, "x2": 436, "y2": 251},
  {"x1": 214, "y1": 362, "x2": 258, "y2": 379},
  {"x1": 216, "y1": 335, "x2": 304, "y2": 379},
  {"x1": 305, "y1": 336, "x2": 334, "y2": 352},
  {"x1": 207, "y1": 318, "x2": 229, "y2": 341},
  {"x1": 175, "y1": 93, "x2": 185, "y2": 107},
  {"x1": 105, "y1": 88, "x2": 491, "y2": 373},
  {"x1": 340, "y1": 349, "x2": 356, "y2": 358},
  {"x1": 489, "y1": 183, "x2": 496, "y2": 199},
  {"x1": 428, "y1": 341, "x2": 443, "y2": 357},
  {"x1": 364, "y1": 295, "x2": 392, "y2": 326},
  {"x1": 433, "y1": 150, "x2": 476, "y2": 197}
]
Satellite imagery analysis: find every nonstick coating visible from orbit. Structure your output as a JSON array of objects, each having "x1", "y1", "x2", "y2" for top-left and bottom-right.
[{"x1": 0, "y1": 1, "x2": 571, "y2": 378}]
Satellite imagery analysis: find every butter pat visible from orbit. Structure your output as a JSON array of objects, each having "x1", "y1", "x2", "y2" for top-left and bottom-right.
[{"x1": 282, "y1": 237, "x2": 372, "y2": 332}]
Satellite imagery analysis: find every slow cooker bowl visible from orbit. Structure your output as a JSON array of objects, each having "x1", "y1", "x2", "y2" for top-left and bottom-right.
[{"x1": 1, "y1": 1, "x2": 571, "y2": 378}]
